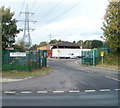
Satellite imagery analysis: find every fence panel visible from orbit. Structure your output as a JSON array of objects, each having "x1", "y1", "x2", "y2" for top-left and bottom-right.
[
  {"x1": 82, "y1": 48, "x2": 108, "y2": 66},
  {"x1": 2, "y1": 50, "x2": 47, "y2": 72}
]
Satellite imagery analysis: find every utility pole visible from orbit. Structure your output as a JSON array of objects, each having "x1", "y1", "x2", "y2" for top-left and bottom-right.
[
  {"x1": 49, "y1": 34, "x2": 52, "y2": 42},
  {"x1": 18, "y1": 5, "x2": 37, "y2": 49}
]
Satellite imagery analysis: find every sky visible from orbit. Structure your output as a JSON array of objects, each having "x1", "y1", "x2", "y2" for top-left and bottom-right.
[{"x1": 1, "y1": 0, "x2": 109, "y2": 45}]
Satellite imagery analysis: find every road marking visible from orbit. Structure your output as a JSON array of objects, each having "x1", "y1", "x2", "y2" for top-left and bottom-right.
[
  {"x1": 105, "y1": 76, "x2": 120, "y2": 82},
  {"x1": 53, "y1": 91, "x2": 64, "y2": 93},
  {"x1": 37, "y1": 91, "x2": 48, "y2": 93},
  {"x1": 4, "y1": 91, "x2": 16, "y2": 94},
  {"x1": 100, "y1": 89, "x2": 111, "y2": 92},
  {"x1": 69, "y1": 90, "x2": 80, "y2": 93},
  {"x1": 3, "y1": 88, "x2": 120, "y2": 95},
  {"x1": 115, "y1": 89, "x2": 120, "y2": 91},
  {"x1": 84, "y1": 90, "x2": 96, "y2": 92},
  {"x1": 20, "y1": 91, "x2": 32, "y2": 94}
]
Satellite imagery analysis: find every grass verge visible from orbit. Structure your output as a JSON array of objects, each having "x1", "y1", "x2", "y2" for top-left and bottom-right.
[
  {"x1": 1, "y1": 67, "x2": 52, "y2": 77},
  {"x1": 96, "y1": 53, "x2": 119, "y2": 70},
  {"x1": 96, "y1": 64, "x2": 118, "y2": 70}
]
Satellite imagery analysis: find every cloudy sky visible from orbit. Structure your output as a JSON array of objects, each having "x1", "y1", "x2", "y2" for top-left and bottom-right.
[{"x1": 1, "y1": 0, "x2": 109, "y2": 45}]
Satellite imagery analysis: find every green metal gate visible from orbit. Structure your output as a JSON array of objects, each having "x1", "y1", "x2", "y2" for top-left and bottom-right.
[
  {"x1": 81, "y1": 48, "x2": 107, "y2": 66},
  {"x1": 41, "y1": 50, "x2": 47, "y2": 67},
  {"x1": 2, "y1": 50, "x2": 47, "y2": 72}
]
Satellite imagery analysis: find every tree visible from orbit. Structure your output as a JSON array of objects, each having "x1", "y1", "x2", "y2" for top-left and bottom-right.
[
  {"x1": 82, "y1": 40, "x2": 103, "y2": 49},
  {"x1": 58, "y1": 39, "x2": 62, "y2": 42},
  {"x1": 101, "y1": 1, "x2": 120, "y2": 53},
  {"x1": 77, "y1": 40, "x2": 84, "y2": 48},
  {"x1": 73, "y1": 41, "x2": 76, "y2": 43},
  {"x1": 91, "y1": 40, "x2": 103, "y2": 49},
  {"x1": 13, "y1": 44, "x2": 25, "y2": 51},
  {"x1": 39, "y1": 41, "x2": 47, "y2": 47},
  {"x1": 1, "y1": 6, "x2": 19, "y2": 49},
  {"x1": 49, "y1": 39, "x2": 58, "y2": 44},
  {"x1": 83, "y1": 40, "x2": 92, "y2": 49},
  {"x1": 13, "y1": 39, "x2": 26, "y2": 51},
  {"x1": 30, "y1": 44, "x2": 38, "y2": 50}
]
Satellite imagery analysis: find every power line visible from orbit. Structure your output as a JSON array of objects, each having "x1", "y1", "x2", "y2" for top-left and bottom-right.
[
  {"x1": 29, "y1": 0, "x2": 38, "y2": 12},
  {"x1": 31, "y1": 0, "x2": 46, "y2": 13},
  {"x1": 19, "y1": 0, "x2": 26, "y2": 15},
  {"x1": 46, "y1": 2, "x2": 80, "y2": 24},
  {"x1": 38, "y1": 0, "x2": 61, "y2": 19},
  {"x1": 15, "y1": 0, "x2": 25, "y2": 20}
]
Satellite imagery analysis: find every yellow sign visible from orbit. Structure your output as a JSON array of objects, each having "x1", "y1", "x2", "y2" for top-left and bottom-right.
[{"x1": 100, "y1": 52, "x2": 104, "y2": 56}]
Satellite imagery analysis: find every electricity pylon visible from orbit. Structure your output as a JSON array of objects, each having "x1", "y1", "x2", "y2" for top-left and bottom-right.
[{"x1": 18, "y1": 5, "x2": 36, "y2": 49}]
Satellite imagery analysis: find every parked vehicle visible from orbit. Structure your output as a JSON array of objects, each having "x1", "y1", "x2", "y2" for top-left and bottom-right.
[{"x1": 52, "y1": 49, "x2": 91, "y2": 59}]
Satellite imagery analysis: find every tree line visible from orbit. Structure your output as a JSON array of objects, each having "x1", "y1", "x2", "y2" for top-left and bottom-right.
[{"x1": 36, "y1": 39, "x2": 104, "y2": 50}]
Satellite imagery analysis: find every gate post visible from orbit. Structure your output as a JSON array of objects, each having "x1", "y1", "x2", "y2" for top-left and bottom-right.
[
  {"x1": 38, "y1": 50, "x2": 41, "y2": 68},
  {"x1": 93, "y1": 49, "x2": 95, "y2": 66}
]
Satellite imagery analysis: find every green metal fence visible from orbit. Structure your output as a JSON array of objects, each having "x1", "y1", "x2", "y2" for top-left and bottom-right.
[
  {"x1": 2, "y1": 50, "x2": 47, "y2": 72},
  {"x1": 81, "y1": 48, "x2": 108, "y2": 66}
]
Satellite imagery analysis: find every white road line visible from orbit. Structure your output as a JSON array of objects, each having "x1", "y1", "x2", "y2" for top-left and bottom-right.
[
  {"x1": 4, "y1": 91, "x2": 16, "y2": 94},
  {"x1": 84, "y1": 90, "x2": 96, "y2": 92},
  {"x1": 37, "y1": 91, "x2": 48, "y2": 93},
  {"x1": 115, "y1": 89, "x2": 120, "y2": 91},
  {"x1": 105, "y1": 76, "x2": 120, "y2": 82},
  {"x1": 20, "y1": 91, "x2": 32, "y2": 94},
  {"x1": 100, "y1": 89, "x2": 111, "y2": 92},
  {"x1": 53, "y1": 91, "x2": 64, "y2": 93},
  {"x1": 69, "y1": 90, "x2": 80, "y2": 93}
]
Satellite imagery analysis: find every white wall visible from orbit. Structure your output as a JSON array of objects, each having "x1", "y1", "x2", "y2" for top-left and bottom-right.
[{"x1": 52, "y1": 48, "x2": 91, "y2": 58}]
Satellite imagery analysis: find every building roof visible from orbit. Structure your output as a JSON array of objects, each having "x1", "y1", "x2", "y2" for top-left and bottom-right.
[{"x1": 37, "y1": 41, "x2": 80, "y2": 50}]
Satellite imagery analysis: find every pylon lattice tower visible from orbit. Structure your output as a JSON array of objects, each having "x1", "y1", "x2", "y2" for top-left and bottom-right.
[{"x1": 19, "y1": 5, "x2": 36, "y2": 49}]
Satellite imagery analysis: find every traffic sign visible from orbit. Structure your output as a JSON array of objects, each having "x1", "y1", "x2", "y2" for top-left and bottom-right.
[{"x1": 100, "y1": 52, "x2": 104, "y2": 56}]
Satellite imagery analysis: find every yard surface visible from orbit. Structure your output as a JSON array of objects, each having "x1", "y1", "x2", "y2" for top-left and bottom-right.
[{"x1": 2, "y1": 59, "x2": 119, "y2": 106}]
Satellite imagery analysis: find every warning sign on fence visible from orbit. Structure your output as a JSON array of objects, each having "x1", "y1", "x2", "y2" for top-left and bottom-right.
[
  {"x1": 10, "y1": 52, "x2": 26, "y2": 57},
  {"x1": 100, "y1": 52, "x2": 104, "y2": 56}
]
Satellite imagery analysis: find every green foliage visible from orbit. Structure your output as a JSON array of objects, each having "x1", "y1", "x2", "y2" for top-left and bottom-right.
[
  {"x1": 2, "y1": 67, "x2": 52, "y2": 77},
  {"x1": 101, "y1": 1, "x2": 120, "y2": 53},
  {"x1": 2, "y1": 64, "x2": 29, "y2": 71},
  {"x1": 1, "y1": 6, "x2": 19, "y2": 49},
  {"x1": 91, "y1": 40, "x2": 103, "y2": 49},
  {"x1": 58, "y1": 39, "x2": 62, "y2": 42},
  {"x1": 83, "y1": 40, "x2": 92, "y2": 49},
  {"x1": 77, "y1": 40, "x2": 84, "y2": 46},
  {"x1": 14, "y1": 39, "x2": 32, "y2": 51},
  {"x1": 49, "y1": 39, "x2": 58, "y2": 44},
  {"x1": 39, "y1": 39, "x2": 64, "y2": 47},
  {"x1": 76, "y1": 40, "x2": 103, "y2": 49},
  {"x1": 73, "y1": 41, "x2": 76, "y2": 43},
  {"x1": 12, "y1": 44, "x2": 25, "y2": 51},
  {"x1": 103, "y1": 53, "x2": 119, "y2": 65},
  {"x1": 30, "y1": 44, "x2": 38, "y2": 50},
  {"x1": 39, "y1": 41, "x2": 47, "y2": 47}
]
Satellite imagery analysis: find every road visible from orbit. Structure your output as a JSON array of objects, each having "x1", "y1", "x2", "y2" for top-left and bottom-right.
[
  {"x1": 2, "y1": 91, "x2": 118, "y2": 106},
  {"x1": 2, "y1": 59, "x2": 119, "y2": 106}
]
